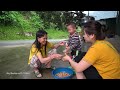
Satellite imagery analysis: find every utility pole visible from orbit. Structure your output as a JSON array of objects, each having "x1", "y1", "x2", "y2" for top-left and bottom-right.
[{"x1": 88, "y1": 11, "x2": 89, "y2": 17}]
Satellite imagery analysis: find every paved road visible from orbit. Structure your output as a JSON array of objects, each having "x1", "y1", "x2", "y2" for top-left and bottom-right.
[
  {"x1": 0, "y1": 36, "x2": 119, "y2": 79},
  {"x1": 0, "y1": 39, "x2": 67, "y2": 46},
  {"x1": 0, "y1": 40, "x2": 76, "y2": 79}
]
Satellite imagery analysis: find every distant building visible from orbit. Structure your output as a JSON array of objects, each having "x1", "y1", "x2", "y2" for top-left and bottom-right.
[
  {"x1": 83, "y1": 11, "x2": 117, "y2": 20},
  {"x1": 83, "y1": 11, "x2": 120, "y2": 37}
]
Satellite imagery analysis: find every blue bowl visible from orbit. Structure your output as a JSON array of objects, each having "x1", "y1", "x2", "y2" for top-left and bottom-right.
[{"x1": 52, "y1": 67, "x2": 74, "y2": 79}]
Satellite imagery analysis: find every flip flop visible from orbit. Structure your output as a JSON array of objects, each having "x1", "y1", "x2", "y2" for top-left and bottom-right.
[{"x1": 34, "y1": 70, "x2": 42, "y2": 78}]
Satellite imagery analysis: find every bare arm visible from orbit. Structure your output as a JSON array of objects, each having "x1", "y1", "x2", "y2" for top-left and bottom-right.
[
  {"x1": 62, "y1": 55, "x2": 91, "y2": 73},
  {"x1": 69, "y1": 58, "x2": 91, "y2": 73},
  {"x1": 53, "y1": 41, "x2": 65, "y2": 49},
  {"x1": 36, "y1": 52, "x2": 52, "y2": 63},
  {"x1": 36, "y1": 52, "x2": 62, "y2": 64}
]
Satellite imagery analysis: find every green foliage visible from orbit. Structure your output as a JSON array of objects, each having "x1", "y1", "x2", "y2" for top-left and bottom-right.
[
  {"x1": 37, "y1": 11, "x2": 84, "y2": 30},
  {"x1": 0, "y1": 11, "x2": 84, "y2": 30},
  {"x1": 0, "y1": 11, "x2": 44, "y2": 31},
  {"x1": 9, "y1": 11, "x2": 31, "y2": 30},
  {"x1": 29, "y1": 11, "x2": 44, "y2": 29},
  {"x1": 0, "y1": 25, "x2": 68, "y2": 40},
  {"x1": 0, "y1": 25, "x2": 35, "y2": 40},
  {"x1": 0, "y1": 11, "x2": 85, "y2": 40},
  {"x1": 76, "y1": 26, "x2": 82, "y2": 32},
  {"x1": 46, "y1": 28, "x2": 68, "y2": 39}
]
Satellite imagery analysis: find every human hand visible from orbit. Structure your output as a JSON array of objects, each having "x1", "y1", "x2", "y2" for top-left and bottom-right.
[
  {"x1": 63, "y1": 49, "x2": 68, "y2": 54},
  {"x1": 52, "y1": 53, "x2": 63, "y2": 60},
  {"x1": 59, "y1": 41, "x2": 66, "y2": 46},
  {"x1": 65, "y1": 43, "x2": 68, "y2": 47},
  {"x1": 62, "y1": 54, "x2": 71, "y2": 62},
  {"x1": 63, "y1": 46, "x2": 70, "y2": 54}
]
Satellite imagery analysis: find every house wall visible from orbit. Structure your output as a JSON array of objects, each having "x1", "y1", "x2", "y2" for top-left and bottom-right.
[
  {"x1": 106, "y1": 18, "x2": 116, "y2": 35},
  {"x1": 116, "y1": 11, "x2": 120, "y2": 36},
  {"x1": 99, "y1": 18, "x2": 116, "y2": 37},
  {"x1": 104, "y1": 11, "x2": 120, "y2": 36},
  {"x1": 85, "y1": 11, "x2": 120, "y2": 36}
]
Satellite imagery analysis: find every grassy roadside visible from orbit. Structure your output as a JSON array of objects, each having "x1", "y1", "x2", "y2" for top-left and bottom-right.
[{"x1": 0, "y1": 25, "x2": 68, "y2": 40}]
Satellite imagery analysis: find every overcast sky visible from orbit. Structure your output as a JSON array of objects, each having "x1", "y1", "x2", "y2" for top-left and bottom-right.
[{"x1": 83, "y1": 11, "x2": 118, "y2": 20}]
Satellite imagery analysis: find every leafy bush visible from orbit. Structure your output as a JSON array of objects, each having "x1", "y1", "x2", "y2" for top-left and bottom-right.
[{"x1": 0, "y1": 11, "x2": 44, "y2": 31}]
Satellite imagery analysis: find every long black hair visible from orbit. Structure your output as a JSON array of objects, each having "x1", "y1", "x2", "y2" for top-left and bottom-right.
[
  {"x1": 83, "y1": 21, "x2": 106, "y2": 40},
  {"x1": 33, "y1": 29, "x2": 47, "y2": 55}
]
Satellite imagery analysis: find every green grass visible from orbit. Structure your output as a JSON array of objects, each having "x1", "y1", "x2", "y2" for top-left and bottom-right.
[
  {"x1": 46, "y1": 28, "x2": 68, "y2": 39},
  {"x1": 0, "y1": 25, "x2": 68, "y2": 40}
]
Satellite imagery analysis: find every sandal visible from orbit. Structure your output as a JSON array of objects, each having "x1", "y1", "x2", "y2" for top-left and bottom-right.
[{"x1": 34, "y1": 70, "x2": 42, "y2": 78}]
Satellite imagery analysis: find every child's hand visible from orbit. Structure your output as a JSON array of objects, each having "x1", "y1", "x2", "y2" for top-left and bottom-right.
[
  {"x1": 63, "y1": 46, "x2": 70, "y2": 54},
  {"x1": 65, "y1": 43, "x2": 68, "y2": 47},
  {"x1": 59, "y1": 41, "x2": 66, "y2": 46}
]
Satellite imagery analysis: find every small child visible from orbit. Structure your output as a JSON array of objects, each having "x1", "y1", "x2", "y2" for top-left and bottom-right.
[{"x1": 64, "y1": 22, "x2": 85, "y2": 63}]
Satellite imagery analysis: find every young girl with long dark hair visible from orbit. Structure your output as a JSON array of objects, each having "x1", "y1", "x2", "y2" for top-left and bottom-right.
[{"x1": 28, "y1": 29, "x2": 64, "y2": 77}]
